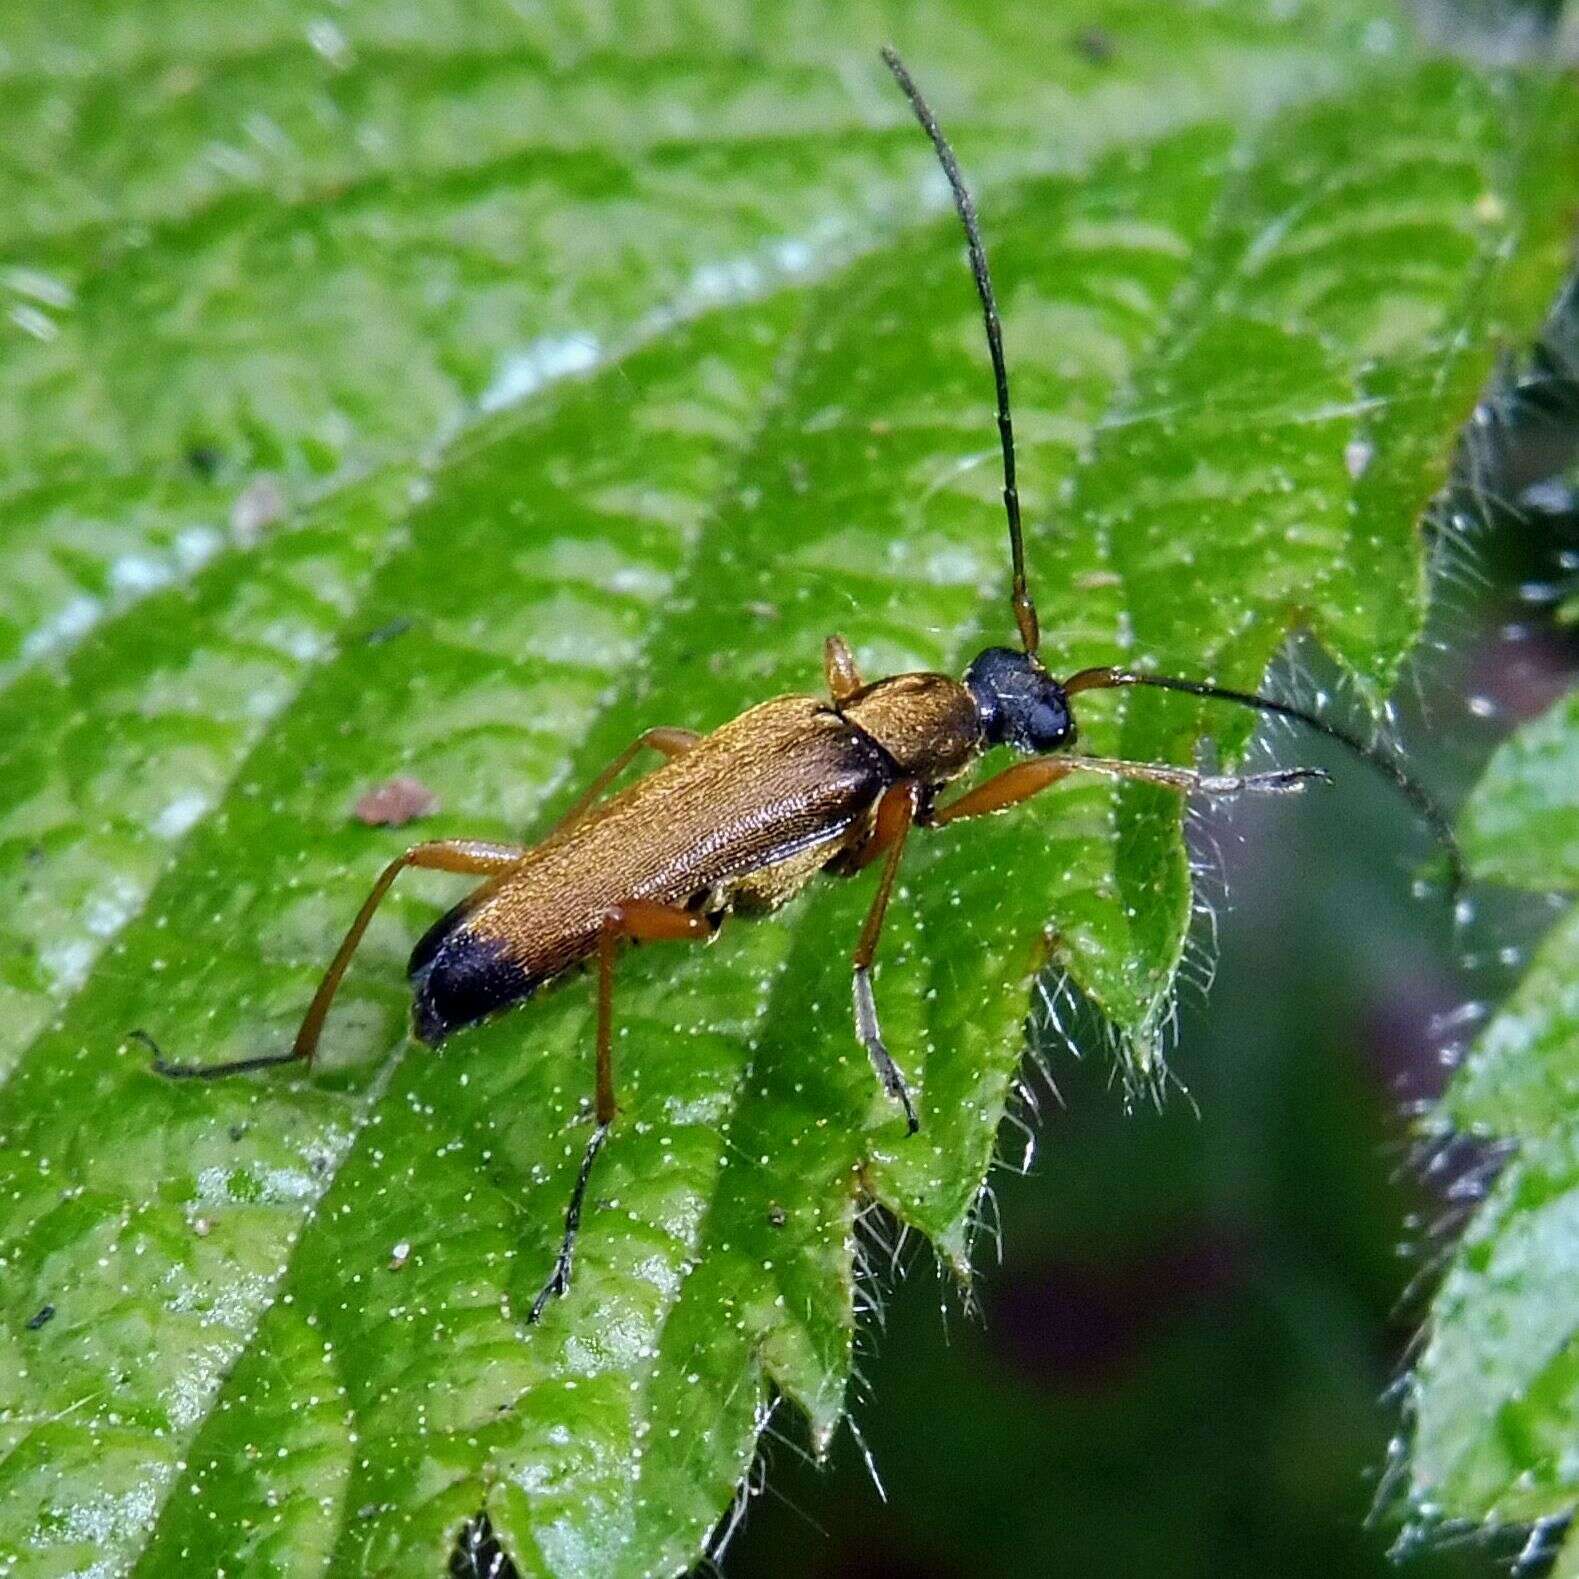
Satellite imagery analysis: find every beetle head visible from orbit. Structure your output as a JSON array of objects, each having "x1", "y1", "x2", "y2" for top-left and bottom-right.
[{"x1": 964, "y1": 647, "x2": 1075, "y2": 754}]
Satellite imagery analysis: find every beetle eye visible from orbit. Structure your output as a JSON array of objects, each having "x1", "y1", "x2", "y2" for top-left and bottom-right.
[{"x1": 1027, "y1": 686, "x2": 1073, "y2": 752}]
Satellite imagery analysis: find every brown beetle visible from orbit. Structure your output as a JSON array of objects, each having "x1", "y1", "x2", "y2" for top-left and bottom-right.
[{"x1": 152, "y1": 49, "x2": 1458, "y2": 1318}]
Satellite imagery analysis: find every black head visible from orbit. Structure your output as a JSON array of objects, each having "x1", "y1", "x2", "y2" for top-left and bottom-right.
[{"x1": 964, "y1": 647, "x2": 1075, "y2": 754}]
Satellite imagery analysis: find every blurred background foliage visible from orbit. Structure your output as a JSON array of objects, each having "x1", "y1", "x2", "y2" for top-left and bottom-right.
[{"x1": 724, "y1": 285, "x2": 1579, "y2": 1577}]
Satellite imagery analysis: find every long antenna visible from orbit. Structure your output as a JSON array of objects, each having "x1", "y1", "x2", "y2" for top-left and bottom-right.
[
  {"x1": 1063, "y1": 665, "x2": 1465, "y2": 890},
  {"x1": 881, "y1": 46, "x2": 1039, "y2": 655}
]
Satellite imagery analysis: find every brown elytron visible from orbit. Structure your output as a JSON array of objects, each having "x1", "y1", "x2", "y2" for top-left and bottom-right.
[{"x1": 153, "y1": 49, "x2": 1459, "y2": 1320}]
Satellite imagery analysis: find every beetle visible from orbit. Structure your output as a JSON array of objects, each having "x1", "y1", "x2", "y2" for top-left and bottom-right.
[{"x1": 150, "y1": 48, "x2": 1459, "y2": 1320}]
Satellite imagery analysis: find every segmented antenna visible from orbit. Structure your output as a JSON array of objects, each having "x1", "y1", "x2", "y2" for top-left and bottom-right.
[
  {"x1": 1062, "y1": 665, "x2": 1465, "y2": 891},
  {"x1": 881, "y1": 46, "x2": 1039, "y2": 656}
]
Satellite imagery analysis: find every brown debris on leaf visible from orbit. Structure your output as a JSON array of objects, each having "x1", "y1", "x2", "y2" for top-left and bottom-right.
[{"x1": 354, "y1": 776, "x2": 439, "y2": 827}]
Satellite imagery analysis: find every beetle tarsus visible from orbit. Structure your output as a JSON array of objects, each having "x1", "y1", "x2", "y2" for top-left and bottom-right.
[
  {"x1": 1199, "y1": 766, "x2": 1331, "y2": 796},
  {"x1": 853, "y1": 966, "x2": 920, "y2": 1134},
  {"x1": 131, "y1": 1028, "x2": 305, "y2": 1080},
  {"x1": 528, "y1": 1120, "x2": 612, "y2": 1323}
]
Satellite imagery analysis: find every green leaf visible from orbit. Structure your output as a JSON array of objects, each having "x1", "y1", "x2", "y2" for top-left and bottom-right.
[
  {"x1": 1460, "y1": 690, "x2": 1579, "y2": 891},
  {"x1": 2, "y1": 5, "x2": 1575, "y2": 1575},
  {"x1": 1409, "y1": 691, "x2": 1579, "y2": 1542},
  {"x1": 1449, "y1": 905, "x2": 1579, "y2": 1141}
]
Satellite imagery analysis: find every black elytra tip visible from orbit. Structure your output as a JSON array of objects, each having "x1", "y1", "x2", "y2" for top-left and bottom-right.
[{"x1": 407, "y1": 913, "x2": 536, "y2": 1046}]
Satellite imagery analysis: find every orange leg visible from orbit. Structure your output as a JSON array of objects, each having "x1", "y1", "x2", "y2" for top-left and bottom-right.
[
  {"x1": 850, "y1": 781, "x2": 922, "y2": 1133},
  {"x1": 593, "y1": 901, "x2": 712, "y2": 1123},
  {"x1": 147, "y1": 839, "x2": 529, "y2": 1079},
  {"x1": 824, "y1": 634, "x2": 864, "y2": 703},
  {"x1": 528, "y1": 898, "x2": 714, "y2": 1322},
  {"x1": 546, "y1": 728, "x2": 699, "y2": 838},
  {"x1": 840, "y1": 773, "x2": 921, "y2": 874},
  {"x1": 928, "y1": 754, "x2": 1328, "y2": 826}
]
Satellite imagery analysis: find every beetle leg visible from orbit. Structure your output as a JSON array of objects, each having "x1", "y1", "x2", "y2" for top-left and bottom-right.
[
  {"x1": 850, "y1": 781, "x2": 922, "y2": 1134},
  {"x1": 147, "y1": 839, "x2": 530, "y2": 1078},
  {"x1": 834, "y1": 774, "x2": 920, "y2": 875},
  {"x1": 529, "y1": 899, "x2": 713, "y2": 1322},
  {"x1": 546, "y1": 727, "x2": 700, "y2": 838},
  {"x1": 926, "y1": 755, "x2": 1328, "y2": 825},
  {"x1": 824, "y1": 634, "x2": 864, "y2": 703}
]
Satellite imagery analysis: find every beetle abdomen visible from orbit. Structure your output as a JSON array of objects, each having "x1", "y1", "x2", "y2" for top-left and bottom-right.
[
  {"x1": 408, "y1": 906, "x2": 540, "y2": 1045},
  {"x1": 403, "y1": 695, "x2": 896, "y2": 1044}
]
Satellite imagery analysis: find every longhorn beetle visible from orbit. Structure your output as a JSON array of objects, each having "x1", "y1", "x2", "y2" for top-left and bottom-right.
[{"x1": 150, "y1": 48, "x2": 1461, "y2": 1320}]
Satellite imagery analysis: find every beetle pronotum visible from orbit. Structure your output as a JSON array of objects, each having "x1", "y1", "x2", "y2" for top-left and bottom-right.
[{"x1": 150, "y1": 48, "x2": 1459, "y2": 1319}]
